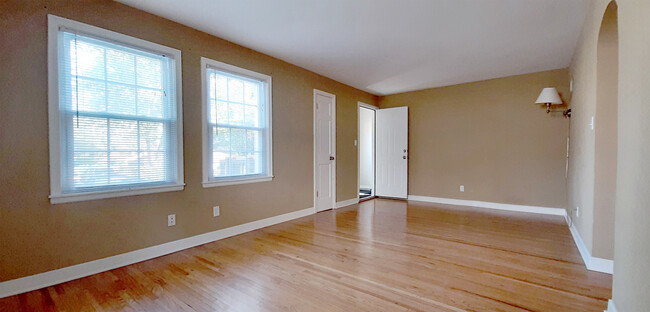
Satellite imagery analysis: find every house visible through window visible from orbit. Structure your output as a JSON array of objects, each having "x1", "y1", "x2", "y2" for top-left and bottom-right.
[
  {"x1": 202, "y1": 58, "x2": 272, "y2": 186},
  {"x1": 48, "y1": 15, "x2": 184, "y2": 203}
]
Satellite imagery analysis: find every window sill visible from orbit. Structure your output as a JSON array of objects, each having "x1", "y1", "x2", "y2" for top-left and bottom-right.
[
  {"x1": 49, "y1": 183, "x2": 185, "y2": 204},
  {"x1": 202, "y1": 176, "x2": 273, "y2": 188}
]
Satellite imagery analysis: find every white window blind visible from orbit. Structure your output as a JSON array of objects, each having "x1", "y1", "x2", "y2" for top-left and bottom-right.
[
  {"x1": 48, "y1": 15, "x2": 183, "y2": 203},
  {"x1": 202, "y1": 58, "x2": 272, "y2": 186}
]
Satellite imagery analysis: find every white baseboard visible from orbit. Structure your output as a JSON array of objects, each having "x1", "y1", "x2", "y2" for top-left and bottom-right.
[
  {"x1": 590, "y1": 257, "x2": 614, "y2": 274},
  {"x1": 605, "y1": 299, "x2": 618, "y2": 312},
  {"x1": 0, "y1": 207, "x2": 315, "y2": 299},
  {"x1": 407, "y1": 195, "x2": 567, "y2": 216},
  {"x1": 335, "y1": 198, "x2": 359, "y2": 208},
  {"x1": 567, "y1": 220, "x2": 614, "y2": 274}
]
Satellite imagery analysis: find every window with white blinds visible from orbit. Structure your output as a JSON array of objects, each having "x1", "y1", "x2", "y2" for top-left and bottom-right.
[
  {"x1": 201, "y1": 58, "x2": 273, "y2": 187},
  {"x1": 48, "y1": 15, "x2": 184, "y2": 203}
]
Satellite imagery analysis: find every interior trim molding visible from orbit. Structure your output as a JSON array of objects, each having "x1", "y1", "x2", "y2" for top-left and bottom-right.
[
  {"x1": 407, "y1": 195, "x2": 567, "y2": 216},
  {"x1": 0, "y1": 207, "x2": 315, "y2": 299},
  {"x1": 567, "y1": 221, "x2": 614, "y2": 274},
  {"x1": 335, "y1": 198, "x2": 359, "y2": 209},
  {"x1": 605, "y1": 299, "x2": 618, "y2": 312}
]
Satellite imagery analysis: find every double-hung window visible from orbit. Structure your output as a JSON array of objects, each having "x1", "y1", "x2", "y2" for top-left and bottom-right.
[
  {"x1": 48, "y1": 15, "x2": 184, "y2": 203},
  {"x1": 201, "y1": 58, "x2": 273, "y2": 187}
]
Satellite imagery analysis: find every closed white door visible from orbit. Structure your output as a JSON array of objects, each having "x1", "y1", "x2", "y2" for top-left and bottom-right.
[
  {"x1": 375, "y1": 107, "x2": 408, "y2": 198},
  {"x1": 314, "y1": 90, "x2": 336, "y2": 212}
]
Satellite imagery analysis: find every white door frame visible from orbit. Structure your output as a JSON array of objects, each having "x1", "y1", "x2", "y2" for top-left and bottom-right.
[
  {"x1": 313, "y1": 89, "x2": 336, "y2": 212},
  {"x1": 357, "y1": 102, "x2": 378, "y2": 200}
]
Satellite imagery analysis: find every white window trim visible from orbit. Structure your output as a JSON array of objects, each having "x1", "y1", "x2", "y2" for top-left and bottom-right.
[
  {"x1": 200, "y1": 57, "x2": 273, "y2": 188},
  {"x1": 47, "y1": 15, "x2": 185, "y2": 204}
]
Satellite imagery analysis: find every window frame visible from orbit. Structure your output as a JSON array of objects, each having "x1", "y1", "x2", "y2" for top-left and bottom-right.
[
  {"x1": 47, "y1": 15, "x2": 185, "y2": 204},
  {"x1": 200, "y1": 57, "x2": 273, "y2": 187}
]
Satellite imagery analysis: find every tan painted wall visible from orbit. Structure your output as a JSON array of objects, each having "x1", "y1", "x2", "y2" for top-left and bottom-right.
[
  {"x1": 568, "y1": 1, "x2": 598, "y2": 259},
  {"x1": 593, "y1": 2, "x2": 618, "y2": 260},
  {"x1": 613, "y1": 0, "x2": 650, "y2": 310},
  {"x1": 573, "y1": 0, "x2": 650, "y2": 309},
  {"x1": 569, "y1": 0, "x2": 619, "y2": 261},
  {"x1": 0, "y1": 0, "x2": 376, "y2": 281},
  {"x1": 378, "y1": 69, "x2": 570, "y2": 208}
]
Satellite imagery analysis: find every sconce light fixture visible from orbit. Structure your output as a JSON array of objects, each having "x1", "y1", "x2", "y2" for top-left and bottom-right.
[{"x1": 535, "y1": 87, "x2": 571, "y2": 118}]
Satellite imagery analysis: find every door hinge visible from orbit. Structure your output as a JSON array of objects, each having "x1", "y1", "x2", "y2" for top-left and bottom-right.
[{"x1": 317, "y1": 191, "x2": 319, "y2": 197}]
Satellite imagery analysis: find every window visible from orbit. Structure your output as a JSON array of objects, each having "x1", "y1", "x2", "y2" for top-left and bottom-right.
[
  {"x1": 48, "y1": 15, "x2": 184, "y2": 203},
  {"x1": 201, "y1": 57, "x2": 273, "y2": 187}
]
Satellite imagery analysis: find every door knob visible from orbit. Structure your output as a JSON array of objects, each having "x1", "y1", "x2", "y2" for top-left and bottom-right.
[
  {"x1": 330, "y1": 156, "x2": 335, "y2": 160},
  {"x1": 403, "y1": 156, "x2": 406, "y2": 159}
]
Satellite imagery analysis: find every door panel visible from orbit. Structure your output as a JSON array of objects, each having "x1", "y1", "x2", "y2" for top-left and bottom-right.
[
  {"x1": 376, "y1": 107, "x2": 408, "y2": 199},
  {"x1": 314, "y1": 90, "x2": 335, "y2": 212}
]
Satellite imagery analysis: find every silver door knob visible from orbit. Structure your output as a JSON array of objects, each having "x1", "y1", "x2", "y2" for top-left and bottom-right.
[
  {"x1": 403, "y1": 156, "x2": 407, "y2": 159},
  {"x1": 330, "y1": 156, "x2": 335, "y2": 160}
]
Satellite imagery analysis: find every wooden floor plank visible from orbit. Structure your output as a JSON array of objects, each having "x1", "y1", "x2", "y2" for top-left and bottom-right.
[{"x1": 0, "y1": 199, "x2": 612, "y2": 311}]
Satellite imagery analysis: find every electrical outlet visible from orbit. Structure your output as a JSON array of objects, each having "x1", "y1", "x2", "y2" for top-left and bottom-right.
[
  {"x1": 168, "y1": 214, "x2": 176, "y2": 226},
  {"x1": 213, "y1": 206, "x2": 220, "y2": 217},
  {"x1": 576, "y1": 206, "x2": 580, "y2": 218},
  {"x1": 460, "y1": 185, "x2": 465, "y2": 192}
]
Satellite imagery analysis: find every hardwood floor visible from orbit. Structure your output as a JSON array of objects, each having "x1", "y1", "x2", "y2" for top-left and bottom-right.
[{"x1": 0, "y1": 199, "x2": 612, "y2": 311}]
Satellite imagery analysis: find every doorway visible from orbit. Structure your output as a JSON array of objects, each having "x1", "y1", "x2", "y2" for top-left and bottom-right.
[
  {"x1": 358, "y1": 104, "x2": 409, "y2": 200},
  {"x1": 358, "y1": 103, "x2": 376, "y2": 200},
  {"x1": 314, "y1": 89, "x2": 336, "y2": 212}
]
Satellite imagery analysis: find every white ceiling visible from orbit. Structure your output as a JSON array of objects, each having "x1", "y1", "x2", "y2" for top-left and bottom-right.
[{"x1": 117, "y1": 0, "x2": 589, "y2": 96}]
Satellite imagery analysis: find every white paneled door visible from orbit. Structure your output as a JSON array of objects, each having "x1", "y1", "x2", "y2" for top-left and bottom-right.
[
  {"x1": 376, "y1": 107, "x2": 408, "y2": 199},
  {"x1": 314, "y1": 90, "x2": 336, "y2": 212}
]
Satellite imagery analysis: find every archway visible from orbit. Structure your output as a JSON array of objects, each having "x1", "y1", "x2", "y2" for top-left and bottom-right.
[{"x1": 592, "y1": 0, "x2": 618, "y2": 260}]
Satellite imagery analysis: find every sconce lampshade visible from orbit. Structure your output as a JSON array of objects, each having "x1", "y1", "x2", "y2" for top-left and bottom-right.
[{"x1": 535, "y1": 88, "x2": 563, "y2": 104}]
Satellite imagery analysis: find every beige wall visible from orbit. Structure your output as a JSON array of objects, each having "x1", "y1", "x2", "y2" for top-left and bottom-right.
[
  {"x1": 593, "y1": 2, "x2": 618, "y2": 260},
  {"x1": 568, "y1": 0, "x2": 619, "y2": 261},
  {"x1": 378, "y1": 69, "x2": 570, "y2": 209},
  {"x1": 568, "y1": 1, "x2": 598, "y2": 260},
  {"x1": 572, "y1": 0, "x2": 650, "y2": 310},
  {"x1": 0, "y1": 0, "x2": 376, "y2": 281},
  {"x1": 613, "y1": 0, "x2": 650, "y2": 310}
]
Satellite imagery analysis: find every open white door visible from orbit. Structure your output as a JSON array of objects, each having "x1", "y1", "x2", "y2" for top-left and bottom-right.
[
  {"x1": 375, "y1": 107, "x2": 408, "y2": 199},
  {"x1": 314, "y1": 90, "x2": 336, "y2": 212}
]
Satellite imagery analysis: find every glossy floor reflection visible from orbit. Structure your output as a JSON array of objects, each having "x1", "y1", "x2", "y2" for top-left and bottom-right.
[{"x1": 0, "y1": 199, "x2": 612, "y2": 311}]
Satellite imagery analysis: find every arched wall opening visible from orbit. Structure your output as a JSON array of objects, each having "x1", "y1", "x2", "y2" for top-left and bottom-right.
[{"x1": 592, "y1": 0, "x2": 618, "y2": 260}]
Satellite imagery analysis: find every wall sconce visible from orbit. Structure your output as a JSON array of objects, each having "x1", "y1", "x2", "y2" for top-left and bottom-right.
[{"x1": 535, "y1": 87, "x2": 571, "y2": 118}]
